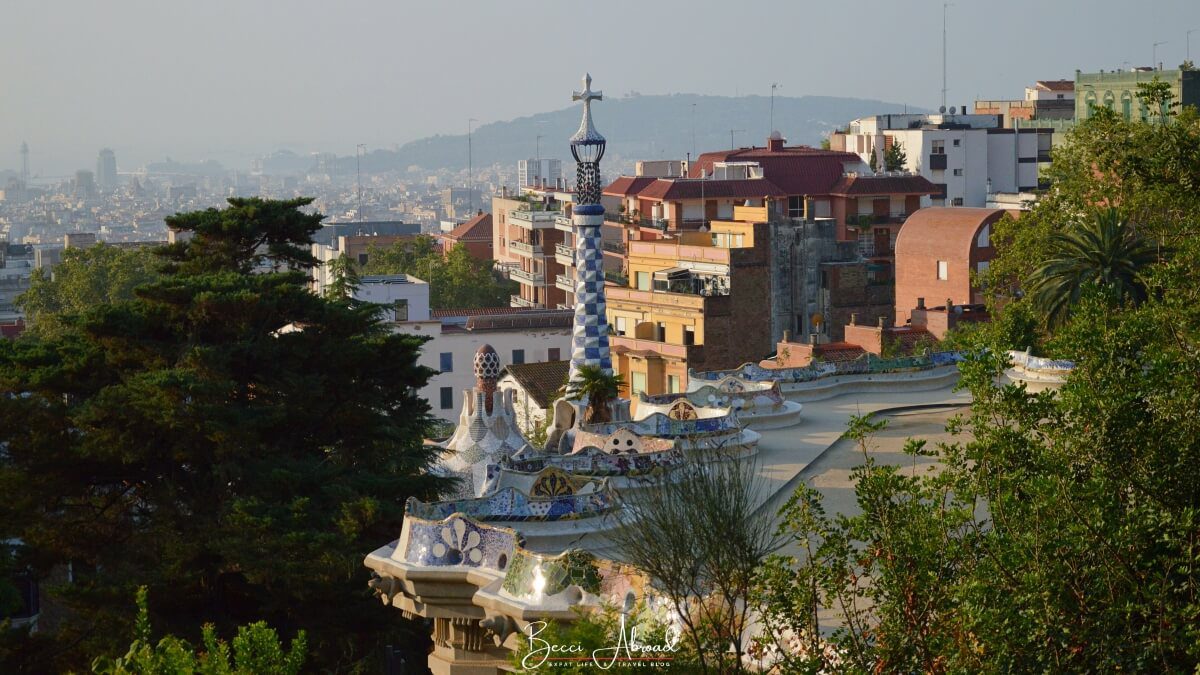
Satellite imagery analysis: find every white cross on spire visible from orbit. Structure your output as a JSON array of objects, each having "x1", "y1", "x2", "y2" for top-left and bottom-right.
[{"x1": 571, "y1": 73, "x2": 605, "y2": 144}]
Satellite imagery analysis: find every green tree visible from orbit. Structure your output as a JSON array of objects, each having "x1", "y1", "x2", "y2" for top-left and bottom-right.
[
  {"x1": 18, "y1": 244, "x2": 160, "y2": 338},
  {"x1": 91, "y1": 587, "x2": 306, "y2": 675},
  {"x1": 884, "y1": 140, "x2": 907, "y2": 171},
  {"x1": 1026, "y1": 208, "x2": 1160, "y2": 328},
  {"x1": 324, "y1": 254, "x2": 362, "y2": 301},
  {"x1": 0, "y1": 198, "x2": 447, "y2": 672},
  {"x1": 361, "y1": 236, "x2": 515, "y2": 309},
  {"x1": 564, "y1": 365, "x2": 624, "y2": 424}
]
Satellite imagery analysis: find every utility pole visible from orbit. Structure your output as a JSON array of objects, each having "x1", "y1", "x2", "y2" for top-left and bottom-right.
[
  {"x1": 770, "y1": 83, "x2": 780, "y2": 133},
  {"x1": 468, "y1": 118, "x2": 478, "y2": 215},
  {"x1": 690, "y1": 103, "x2": 697, "y2": 160},
  {"x1": 942, "y1": 3, "x2": 953, "y2": 111},
  {"x1": 1154, "y1": 41, "x2": 1168, "y2": 70},
  {"x1": 730, "y1": 129, "x2": 744, "y2": 150},
  {"x1": 356, "y1": 143, "x2": 366, "y2": 222}
]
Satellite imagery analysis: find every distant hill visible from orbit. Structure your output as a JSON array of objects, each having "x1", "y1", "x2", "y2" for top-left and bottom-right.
[{"x1": 353, "y1": 94, "x2": 928, "y2": 174}]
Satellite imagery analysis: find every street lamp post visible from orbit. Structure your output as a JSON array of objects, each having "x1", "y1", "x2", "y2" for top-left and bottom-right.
[{"x1": 1153, "y1": 41, "x2": 1168, "y2": 70}]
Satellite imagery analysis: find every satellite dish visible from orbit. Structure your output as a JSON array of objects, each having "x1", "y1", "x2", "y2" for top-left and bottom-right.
[
  {"x1": 949, "y1": 106, "x2": 957, "y2": 114},
  {"x1": 938, "y1": 105, "x2": 947, "y2": 113}
]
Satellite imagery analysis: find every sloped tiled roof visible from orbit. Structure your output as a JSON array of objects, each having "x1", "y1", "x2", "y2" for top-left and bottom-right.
[
  {"x1": 1037, "y1": 79, "x2": 1074, "y2": 92},
  {"x1": 829, "y1": 174, "x2": 938, "y2": 196},
  {"x1": 603, "y1": 176, "x2": 658, "y2": 197},
  {"x1": 501, "y1": 360, "x2": 570, "y2": 408},
  {"x1": 636, "y1": 178, "x2": 788, "y2": 201},
  {"x1": 691, "y1": 146, "x2": 861, "y2": 196},
  {"x1": 444, "y1": 213, "x2": 492, "y2": 242},
  {"x1": 814, "y1": 342, "x2": 867, "y2": 363}
]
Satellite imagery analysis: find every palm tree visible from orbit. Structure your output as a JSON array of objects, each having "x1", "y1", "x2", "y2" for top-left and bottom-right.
[
  {"x1": 1027, "y1": 208, "x2": 1160, "y2": 328},
  {"x1": 565, "y1": 365, "x2": 625, "y2": 424}
]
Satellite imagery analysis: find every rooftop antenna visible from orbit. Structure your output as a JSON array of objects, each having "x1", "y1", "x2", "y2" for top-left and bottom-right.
[
  {"x1": 770, "y1": 83, "x2": 781, "y2": 134},
  {"x1": 356, "y1": 143, "x2": 366, "y2": 222},
  {"x1": 1153, "y1": 41, "x2": 1168, "y2": 70},
  {"x1": 942, "y1": 3, "x2": 953, "y2": 110},
  {"x1": 730, "y1": 129, "x2": 744, "y2": 149},
  {"x1": 691, "y1": 102, "x2": 697, "y2": 160},
  {"x1": 468, "y1": 118, "x2": 478, "y2": 214}
]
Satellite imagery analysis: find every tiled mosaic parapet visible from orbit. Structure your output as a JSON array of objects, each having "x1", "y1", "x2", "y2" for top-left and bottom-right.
[
  {"x1": 396, "y1": 512, "x2": 522, "y2": 570},
  {"x1": 405, "y1": 485, "x2": 616, "y2": 523},
  {"x1": 691, "y1": 351, "x2": 967, "y2": 384},
  {"x1": 584, "y1": 411, "x2": 741, "y2": 438},
  {"x1": 500, "y1": 548, "x2": 649, "y2": 604}
]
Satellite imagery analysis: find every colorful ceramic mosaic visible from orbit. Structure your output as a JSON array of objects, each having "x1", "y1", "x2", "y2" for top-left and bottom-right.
[
  {"x1": 399, "y1": 513, "x2": 521, "y2": 571},
  {"x1": 406, "y1": 485, "x2": 616, "y2": 523},
  {"x1": 499, "y1": 447, "x2": 685, "y2": 479},
  {"x1": 691, "y1": 351, "x2": 966, "y2": 384}
]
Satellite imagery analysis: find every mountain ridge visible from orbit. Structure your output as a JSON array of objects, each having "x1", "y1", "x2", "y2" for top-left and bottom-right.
[{"x1": 347, "y1": 93, "x2": 929, "y2": 174}]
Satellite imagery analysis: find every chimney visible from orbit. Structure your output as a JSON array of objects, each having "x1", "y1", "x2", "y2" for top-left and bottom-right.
[
  {"x1": 850, "y1": 313, "x2": 858, "y2": 325},
  {"x1": 782, "y1": 329, "x2": 791, "y2": 343},
  {"x1": 877, "y1": 316, "x2": 885, "y2": 328},
  {"x1": 810, "y1": 333, "x2": 820, "y2": 345},
  {"x1": 768, "y1": 135, "x2": 785, "y2": 152}
]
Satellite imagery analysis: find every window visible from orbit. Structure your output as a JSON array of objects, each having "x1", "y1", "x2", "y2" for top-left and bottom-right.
[
  {"x1": 668, "y1": 375, "x2": 681, "y2": 394},
  {"x1": 548, "y1": 347, "x2": 560, "y2": 361},
  {"x1": 358, "y1": 253, "x2": 369, "y2": 266},
  {"x1": 937, "y1": 260, "x2": 949, "y2": 280},
  {"x1": 511, "y1": 349, "x2": 525, "y2": 365},
  {"x1": 631, "y1": 371, "x2": 647, "y2": 395},
  {"x1": 394, "y1": 299, "x2": 408, "y2": 322},
  {"x1": 788, "y1": 195, "x2": 804, "y2": 218},
  {"x1": 952, "y1": 139, "x2": 961, "y2": 147},
  {"x1": 976, "y1": 224, "x2": 991, "y2": 248},
  {"x1": 655, "y1": 322, "x2": 666, "y2": 342},
  {"x1": 439, "y1": 387, "x2": 453, "y2": 409},
  {"x1": 616, "y1": 316, "x2": 627, "y2": 336},
  {"x1": 636, "y1": 271, "x2": 650, "y2": 291},
  {"x1": 439, "y1": 352, "x2": 453, "y2": 372},
  {"x1": 952, "y1": 168, "x2": 963, "y2": 176},
  {"x1": 931, "y1": 140, "x2": 945, "y2": 155},
  {"x1": 977, "y1": 261, "x2": 991, "y2": 274},
  {"x1": 684, "y1": 326, "x2": 695, "y2": 346},
  {"x1": 952, "y1": 197, "x2": 964, "y2": 206}
]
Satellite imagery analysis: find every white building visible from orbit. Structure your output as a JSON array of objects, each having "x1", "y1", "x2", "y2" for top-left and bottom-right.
[
  {"x1": 355, "y1": 275, "x2": 431, "y2": 323},
  {"x1": 390, "y1": 306, "x2": 574, "y2": 422},
  {"x1": 832, "y1": 113, "x2": 1053, "y2": 208},
  {"x1": 518, "y1": 158, "x2": 563, "y2": 191}
]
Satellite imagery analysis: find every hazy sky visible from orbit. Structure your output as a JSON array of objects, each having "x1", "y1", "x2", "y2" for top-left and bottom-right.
[{"x1": 3, "y1": 0, "x2": 1198, "y2": 175}]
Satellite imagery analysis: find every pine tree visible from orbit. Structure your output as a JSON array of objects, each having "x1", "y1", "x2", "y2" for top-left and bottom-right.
[{"x1": 0, "y1": 198, "x2": 447, "y2": 671}]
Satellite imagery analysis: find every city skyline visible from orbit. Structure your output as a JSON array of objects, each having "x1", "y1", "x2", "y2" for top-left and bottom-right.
[{"x1": 2, "y1": 0, "x2": 1199, "y2": 174}]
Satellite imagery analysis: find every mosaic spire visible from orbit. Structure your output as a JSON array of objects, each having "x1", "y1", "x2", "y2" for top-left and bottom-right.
[{"x1": 568, "y1": 73, "x2": 612, "y2": 381}]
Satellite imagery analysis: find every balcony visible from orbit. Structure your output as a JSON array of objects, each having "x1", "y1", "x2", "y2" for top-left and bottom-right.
[
  {"x1": 510, "y1": 294, "x2": 539, "y2": 308},
  {"x1": 601, "y1": 240, "x2": 626, "y2": 254},
  {"x1": 556, "y1": 302, "x2": 574, "y2": 310},
  {"x1": 928, "y1": 153, "x2": 948, "y2": 170},
  {"x1": 510, "y1": 209, "x2": 559, "y2": 230},
  {"x1": 508, "y1": 240, "x2": 545, "y2": 258},
  {"x1": 555, "y1": 274, "x2": 575, "y2": 292},
  {"x1": 510, "y1": 267, "x2": 546, "y2": 285},
  {"x1": 554, "y1": 215, "x2": 574, "y2": 232},
  {"x1": 555, "y1": 242, "x2": 575, "y2": 263},
  {"x1": 610, "y1": 335, "x2": 701, "y2": 361}
]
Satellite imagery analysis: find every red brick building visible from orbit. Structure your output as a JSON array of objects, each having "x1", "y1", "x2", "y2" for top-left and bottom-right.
[
  {"x1": 894, "y1": 207, "x2": 1002, "y2": 326},
  {"x1": 440, "y1": 212, "x2": 493, "y2": 260}
]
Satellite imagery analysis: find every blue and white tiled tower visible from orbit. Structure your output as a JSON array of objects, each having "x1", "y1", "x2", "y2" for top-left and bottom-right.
[{"x1": 568, "y1": 73, "x2": 613, "y2": 381}]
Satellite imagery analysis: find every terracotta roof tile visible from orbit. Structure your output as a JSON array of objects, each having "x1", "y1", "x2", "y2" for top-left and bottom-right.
[
  {"x1": 444, "y1": 213, "x2": 492, "y2": 241},
  {"x1": 603, "y1": 176, "x2": 658, "y2": 197},
  {"x1": 635, "y1": 178, "x2": 787, "y2": 201},
  {"x1": 501, "y1": 360, "x2": 570, "y2": 408},
  {"x1": 829, "y1": 174, "x2": 938, "y2": 196}
]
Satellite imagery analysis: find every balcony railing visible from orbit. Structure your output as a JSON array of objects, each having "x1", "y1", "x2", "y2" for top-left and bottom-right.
[
  {"x1": 601, "y1": 240, "x2": 626, "y2": 254},
  {"x1": 510, "y1": 210, "x2": 559, "y2": 229},
  {"x1": 555, "y1": 243, "x2": 574, "y2": 259},
  {"x1": 510, "y1": 268, "x2": 546, "y2": 285},
  {"x1": 508, "y1": 240, "x2": 545, "y2": 258},
  {"x1": 554, "y1": 215, "x2": 574, "y2": 232},
  {"x1": 510, "y1": 294, "x2": 539, "y2": 308},
  {"x1": 555, "y1": 274, "x2": 575, "y2": 292}
]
